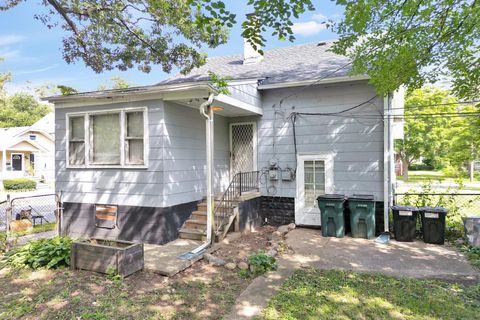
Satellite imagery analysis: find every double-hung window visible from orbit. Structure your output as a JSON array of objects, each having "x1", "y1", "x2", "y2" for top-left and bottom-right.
[{"x1": 67, "y1": 108, "x2": 147, "y2": 168}]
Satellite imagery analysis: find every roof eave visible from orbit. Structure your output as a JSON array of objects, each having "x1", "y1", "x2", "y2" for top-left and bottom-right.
[{"x1": 42, "y1": 82, "x2": 218, "y2": 104}]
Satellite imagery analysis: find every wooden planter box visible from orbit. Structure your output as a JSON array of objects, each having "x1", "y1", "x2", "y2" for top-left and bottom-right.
[{"x1": 71, "y1": 238, "x2": 144, "y2": 277}]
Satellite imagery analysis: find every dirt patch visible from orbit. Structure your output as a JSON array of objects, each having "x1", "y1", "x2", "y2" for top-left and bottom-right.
[
  {"x1": 0, "y1": 226, "x2": 278, "y2": 319},
  {"x1": 214, "y1": 225, "x2": 277, "y2": 262}
]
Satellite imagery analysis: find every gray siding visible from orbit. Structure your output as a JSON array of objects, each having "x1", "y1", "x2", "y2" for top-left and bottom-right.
[
  {"x1": 229, "y1": 82, "x2": 262, "y2": 107},
  {"x1": 255, "y1": 81, "x2": 385, "y2": 200},
  {"x1": 55, "y1": 100, "x2": 165, "y2": 207},
  {"x1": 162, "y1": 102, "x2": 229, "y2": 207},
  {"x1": 56, "y1": 100, "x2": 229, "y2": 208}
]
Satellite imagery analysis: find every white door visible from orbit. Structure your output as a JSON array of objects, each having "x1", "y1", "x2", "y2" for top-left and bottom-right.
[
  {"x1": 230, "y1": 122, "x2": 257, "y2": 176},
  {"x1": 295, "y1": 154, "x2": 334, "y2": 226}
]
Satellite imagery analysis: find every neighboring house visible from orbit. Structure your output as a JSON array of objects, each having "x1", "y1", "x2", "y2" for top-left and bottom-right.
[
  {"x1": 0, "y1": 113, "x2": 55, "y2": 181},
  {"x1": 46, "y1": 40, "x2": 403, "y2": 244}
]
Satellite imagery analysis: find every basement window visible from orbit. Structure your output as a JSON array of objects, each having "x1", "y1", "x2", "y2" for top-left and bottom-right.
[{"x1": 66, "y1": 108, "x2": 147, "y2": 168}]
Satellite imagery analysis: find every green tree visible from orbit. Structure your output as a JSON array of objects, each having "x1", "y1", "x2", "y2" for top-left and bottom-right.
[
  {"x1": 447, "y1": 104, "x2": 480, "y2": 182},
  {"x1": 98, "y1": 76, "x2": 133, "y2": 91},
  {"x1": 0, "y1": 93, "x2": 52, "y2": 128},
  {"x1": 395, "y1": 86, "x2": 457, "y2": 180},
  {"x1": 332, "y1": 0, "x2": 480, "y2": 99},
  {"x1": 1, "y1": 1, "x2": 477, "y2": 99}
]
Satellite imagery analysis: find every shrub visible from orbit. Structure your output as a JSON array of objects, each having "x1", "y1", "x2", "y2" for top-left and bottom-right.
[
  {"x1": 6, "y1": 236, "x2": 72, "y2": 269},
  {"x1": 248, "y1": 251, "x2": 278, "y2": 275},
  {"x1": 3, "y1": 178, "x2": 37, "y2": 191}
]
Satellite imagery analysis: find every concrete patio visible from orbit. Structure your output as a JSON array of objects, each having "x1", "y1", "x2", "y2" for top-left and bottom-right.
[
  {"x1": 228, "y1": 227, "x2": 479, "y2": 319},
  {"x1": 144, "y1": 238, "x2": 204, "y2": 276}
]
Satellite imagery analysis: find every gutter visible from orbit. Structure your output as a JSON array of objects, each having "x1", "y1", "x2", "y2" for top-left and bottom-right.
[
  {"x1": 258, "y1": 75, "x2": 369, "y2": 90},
  {"x1": 42, "y1": 82, "x2": 218, "y2": 103},
  {"x1": 383, "y1": 95, "x2": 392, "y2": 233},
  {"x1": 179, "y1": 92, "x2": 215, "y2": 259}
]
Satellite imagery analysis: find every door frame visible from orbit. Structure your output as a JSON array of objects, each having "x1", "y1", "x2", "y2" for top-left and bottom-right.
[
  {"x1": 229, "y1": 122, "x2": 257, "y2": 176},
  {"x1": 295, "y1": 153, "x2": 334, "y2": 226},
  {"x1": 11, "y1": 153, "x2": 23, "y2": 172}
]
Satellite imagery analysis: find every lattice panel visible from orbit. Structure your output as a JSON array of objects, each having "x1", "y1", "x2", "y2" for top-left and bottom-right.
[{"x1": 231, "y1": 123, "x2": 255, "y2": 175}]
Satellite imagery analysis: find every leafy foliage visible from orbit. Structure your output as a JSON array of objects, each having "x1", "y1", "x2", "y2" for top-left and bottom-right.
[
  {"x1": 0, "y1": 93, "x2": 52, "y2": 128},
  {"x1": 332, "y1": 0, "x2": 480, "y2": 99},
  {"x1": 459, "y1": 244, "x2": 480, "y2": 269},
  {"x1": 395, "y1": 86, "x2": 480, "y2": 179},
  {"x1": 2, "y1": 178, "x2": 37, "y2": 191},
  {"x1": 6, "y1": 236, "x2": 72, "y2": 269},
  {"x1": 97, "y1": 76, "x2": 133, "y2": 91},
  {"x1": 207, "y1": 71, "x2": 231, "y2": 95},
  {"x1": 399, "y1": 182, "x2": 480, "y2": 240},
  {"x1": 247, "y1": 251, "x2": 278, "y2": 275}
]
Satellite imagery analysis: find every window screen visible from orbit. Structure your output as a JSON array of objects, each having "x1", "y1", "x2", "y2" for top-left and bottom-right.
[
  {"x1": 68, "y1": 116, "x2": 85, "y2": 165},
  {"x1": 90, "y1": 113, "x2": 121, "y2": 165},
  {"x1": 304, "y1": 160, "x2": 326, "y2": 208}
]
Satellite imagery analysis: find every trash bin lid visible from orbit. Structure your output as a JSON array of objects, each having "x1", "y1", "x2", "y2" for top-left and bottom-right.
[
  {"x1": 317, "y1": 194, "x2": 346, "y2": 200},
  {"x1": 391, "y1": 205, "x2": 418, "y2": 212},
  {"x1": 349, "y1": 194, "x2": 375, "y2": 201},
  {"x1": 419, "y1": 206, "x2": 448, "y2": 214}
]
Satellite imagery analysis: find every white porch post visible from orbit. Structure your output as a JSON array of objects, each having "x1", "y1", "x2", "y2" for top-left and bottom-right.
[{"x1": 1, "y1": 148, "x2": 6, "y2": 178}]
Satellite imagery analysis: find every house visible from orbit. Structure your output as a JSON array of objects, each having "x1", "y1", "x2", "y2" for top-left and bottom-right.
[
  {"x1": 45, "y1": 40, "x2": 403, "y2": 244},
  {"x1": 0, "y1": 113, "x2": 55, "y2": 182}
]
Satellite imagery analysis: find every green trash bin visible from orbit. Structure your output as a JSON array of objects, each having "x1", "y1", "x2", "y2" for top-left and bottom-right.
[
  {"x1": 348, "y1": 194, "x2": 376, "y2": 239},
  {"x1": 317, "y1": 194, "x2": 346, "y2": 238}
]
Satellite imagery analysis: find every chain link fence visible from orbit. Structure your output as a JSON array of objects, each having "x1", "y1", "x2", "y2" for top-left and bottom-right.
[
  {"x1": 394, "y1": 192, "x2": 480, "y2": 238},
  {"x1": 0, "y1": 194, "x2": 61, "y2": 235}
]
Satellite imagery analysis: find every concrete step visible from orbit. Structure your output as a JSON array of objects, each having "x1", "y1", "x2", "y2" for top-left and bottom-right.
[
  {"x1": 178, "y1": 228, "x2": 206, "y2": 241},
  {"x1": 183, "y1": 219, "x2": 207, "y2": 230}
]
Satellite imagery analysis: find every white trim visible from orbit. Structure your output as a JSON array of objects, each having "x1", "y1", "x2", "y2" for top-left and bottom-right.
[
  {"x1": 258, "y1": 75, "x2": 370, "y2": 90},
  {"x1": 65, "y1": 107, "x2": 148, "y2": 169},
  {"x1": 295, "y1": 153, "x2": 334, "y2": 226},
  {"x1": 229, "y1": 122, "x2": 258, "y2": 177},
  {"x1": 214, "y1": 94, "x2": 263, "y2": 116},
  {"x1": 11, "y1": 153, "x2": 23, "y2": 172}
]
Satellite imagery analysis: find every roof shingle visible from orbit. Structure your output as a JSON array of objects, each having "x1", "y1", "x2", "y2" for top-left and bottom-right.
[{"x1": 160, "y1": 40, "x2": 351, "y2": 86}]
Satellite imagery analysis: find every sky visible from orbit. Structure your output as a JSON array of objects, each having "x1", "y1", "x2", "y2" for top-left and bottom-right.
[{"x1": 0, "y1": 1, "x2": 342, "y2": 95}]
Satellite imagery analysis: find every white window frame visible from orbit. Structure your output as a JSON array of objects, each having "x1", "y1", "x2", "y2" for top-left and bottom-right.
[
  {"x1": 295, "y1": 153, "x2": 334, "y2": 226},
  {"x1": 66, "y1": 107, "x2": 148, "y2": 169}
]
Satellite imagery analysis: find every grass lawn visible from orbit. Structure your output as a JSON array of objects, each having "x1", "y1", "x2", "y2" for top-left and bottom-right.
[
  {"x1": 397, "y1": 170, "x2": 480, "y2": 184},
  {"x1": 0, "y1": 263, "x2": 248, "y2": 320},
  {"x1": 262, "y1": 269, "x2": 480, "y2": 320},
  {"x1": 0, "y1": 223, "x2": 56, "y2": 241}
]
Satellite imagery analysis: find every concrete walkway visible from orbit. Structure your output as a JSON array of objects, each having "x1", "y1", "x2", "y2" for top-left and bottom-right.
[{"x1": 227, "y1": 228, "x2": 479, "y2": 319}]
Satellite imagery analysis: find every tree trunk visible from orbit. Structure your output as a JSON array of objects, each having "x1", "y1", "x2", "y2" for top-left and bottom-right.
[
  {"x1": 469, "y1": 160, "x2": 474, "y2": 182},
  {"x1": 402, "y1": 158, "x2": 409, "y2": 181}
]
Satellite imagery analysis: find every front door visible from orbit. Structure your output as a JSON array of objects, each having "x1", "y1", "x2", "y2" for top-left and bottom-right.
[
  {"x1": 11, "y1": 153, "x2": 23, "y2": 172},
  {"x1": 230, "y1": 122, "x2": 257, "y2": 176},
  {"x1": 295, "y1": 154, "x2": 334, "y2": 226}
]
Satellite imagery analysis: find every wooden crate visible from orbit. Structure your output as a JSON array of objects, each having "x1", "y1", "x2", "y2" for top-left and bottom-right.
[{"x1": 71, "y1": 238, "x2": 144, "y2": 278}]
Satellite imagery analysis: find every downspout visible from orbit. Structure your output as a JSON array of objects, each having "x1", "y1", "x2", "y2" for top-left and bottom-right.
[
  {"x1": 383, "y1": 95, "x2": 392, "y2": 233},
  {"x1": 189, "y1": 92, "x2": 215, "y2": 255}
]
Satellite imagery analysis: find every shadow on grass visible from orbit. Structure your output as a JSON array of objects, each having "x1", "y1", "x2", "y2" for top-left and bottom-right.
[{"x1": 262, "y1": 269, "x2": 480, "y2": 320}]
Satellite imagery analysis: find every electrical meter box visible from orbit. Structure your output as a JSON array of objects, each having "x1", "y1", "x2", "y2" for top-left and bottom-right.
[{"x1": 269, "y1": 169, "x2": 279, "y2": 180}]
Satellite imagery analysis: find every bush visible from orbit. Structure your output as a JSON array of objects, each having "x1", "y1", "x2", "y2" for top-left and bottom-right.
[
  {"x1": 3, "y1": 178, "x2": 37, "y2": 191},
  {"x1": 6, "y1": 236, "x2": 72, "y2": 269},
  {"x1": 248, "y1": 251, "x2": 278, "y2": 275}
]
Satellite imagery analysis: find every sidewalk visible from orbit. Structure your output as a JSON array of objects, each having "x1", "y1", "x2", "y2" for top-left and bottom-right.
[{"x1": 227, "y1": 228, "x2": 479, "y2": 319}]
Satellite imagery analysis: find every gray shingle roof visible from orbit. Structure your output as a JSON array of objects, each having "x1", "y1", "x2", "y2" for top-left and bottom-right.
[{"x1": 160, "y1": 40, "x2": 351, "y2": 86}]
